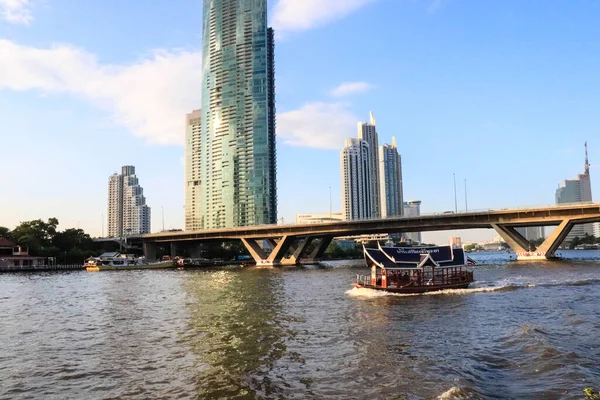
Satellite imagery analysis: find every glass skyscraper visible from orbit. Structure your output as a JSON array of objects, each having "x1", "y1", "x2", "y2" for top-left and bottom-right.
[{"x1": 187, "y1": 0, "x2": 277, "y2": 230}]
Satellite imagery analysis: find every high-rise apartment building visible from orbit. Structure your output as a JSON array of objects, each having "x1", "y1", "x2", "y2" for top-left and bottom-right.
[
  {"x1": 341, "y1": 138, "x2": 375, "y2": 220},
  {"x1": 185, "y1": 109, "x2": 202, "y2": 231},
  {"x1": 594, "y1": 222, "x2": 600, "y2": 238},
  {"x1": 555, "y1": 143, "x2": 593, "y2": 244},
  {"x1": 379, "y1": 137, "x2": 404, "y2": 218},
  {"x1": 358, "y1": 112, "x2": 380, "y2": 218},
  {"x1": 403, "y1": 200, "x2": 422, "y2": 243},
  {"x1": 186, "y1": 0, "x2": 277, "y2": 230},
  {"x1": 108, "y1": 166, "x2": 151, "y2": 237}
]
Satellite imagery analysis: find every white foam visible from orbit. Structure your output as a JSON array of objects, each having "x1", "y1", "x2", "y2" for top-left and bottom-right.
[
  {"x1": 438, "y1": 386, "x2": 469, "y2": 399},
  {"x1": 345, "y1": 285, "x2": 511, "y2": 298}
]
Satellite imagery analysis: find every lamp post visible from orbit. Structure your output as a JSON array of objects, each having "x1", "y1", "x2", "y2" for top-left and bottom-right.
[
  {"x1": 161, "y1": 206, "x2": 165, "y2": 232},
  {"x1": 453, "y1": 173, "x2": 458, "y2": 213},
  {"x1": 464, "y1": 179, "x2": 468, "y2": 212},
  {"x1": 329, "y1": 186, "x2": 332, "y2": 221},
  {"x1": 101, "y1": 214, "x2": 104, "y2": 237}
]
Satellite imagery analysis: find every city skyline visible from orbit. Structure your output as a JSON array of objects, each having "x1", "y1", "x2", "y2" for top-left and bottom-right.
[{"x1": 1, "y1": 1, "x2": 599, "y2": 244}]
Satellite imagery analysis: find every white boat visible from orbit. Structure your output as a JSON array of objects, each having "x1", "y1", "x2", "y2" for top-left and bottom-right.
[{"x1": 84, "y1": 252, "x2": 177, "y2": 271}]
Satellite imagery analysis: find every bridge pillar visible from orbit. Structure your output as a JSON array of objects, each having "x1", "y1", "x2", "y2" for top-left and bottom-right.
[
  {"x1": 492, "y1": 219, "x2": 575, "y2": 260},
  {"x1": 303, "y1": 236, "x2": 334, "y2": 264},
  {"x1": 241, "y1": 238, "x2": 268, "y2": 265},
  {"x1": 281, "y1": 237, "x2": 314, "y2": 266},
  {"x1": 170, "y1": 243, "x2": 178, "y2": 258},
  {"x1": 266, "y1": 236, "x2": 296, "y2": 266},
  {"x1": 143, "y1": 242, "x2": 158, "y2": 262},
  {"x1": 491, "y1": 224, "x2": 532, "y2": 255}
]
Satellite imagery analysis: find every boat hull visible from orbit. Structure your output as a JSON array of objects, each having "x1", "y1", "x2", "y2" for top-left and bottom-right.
[
  {"x1": 352, "y1": 280, "x2": 473, "y2": 294},
  {"x1": 86, "y1": 261, "x2": 176, "y2": 272}
]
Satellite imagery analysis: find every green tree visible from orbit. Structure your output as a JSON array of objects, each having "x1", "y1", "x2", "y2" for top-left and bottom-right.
[
  {"x1": 9, "y1": 218, "x2": 59, "y2": 256},
  {"x1": 0, "y1": 226, "x2": 11, "y2": 239}
]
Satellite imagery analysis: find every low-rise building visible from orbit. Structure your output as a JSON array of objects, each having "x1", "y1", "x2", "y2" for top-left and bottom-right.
[{"x1": 0, "y1": 237, "x2": 46, "y2": 267}]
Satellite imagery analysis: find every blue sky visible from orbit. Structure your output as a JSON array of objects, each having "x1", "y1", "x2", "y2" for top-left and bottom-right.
[{"x1": 0, "y1": 0, "x2": 599, "y2": 244}]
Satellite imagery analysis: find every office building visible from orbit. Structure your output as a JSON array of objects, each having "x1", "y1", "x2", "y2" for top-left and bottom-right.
[
  {"x1": 108, "y1": 166, "x2": 151, "y2": 237},
  {"x1": 594, "y1": 222, "x2": 600, "y2": 238},
  {"x1": 341, "y1": 138, "x2": 376, "y2": 220},
  {"x1": 379, "y1": 137, "x2": 404, "y2": 218},
  {"x1": 403, "y1": 200, "x2": 422, "y2": 243},
  {"x1": 555, "y1": 143, "x2": 593, "y2": 244},
  {"x1": 186, "y1": 0, "x2": 277, "y2": 230},
  {"x1": 296, "y1": 212, "x2": 345, "y2": 224},
  {"x1": 450, "y1": 236, "x2": 462, "y2": 248},
  {"x1": 358, "y1": 112, "x2": 380, "y2": 218}
]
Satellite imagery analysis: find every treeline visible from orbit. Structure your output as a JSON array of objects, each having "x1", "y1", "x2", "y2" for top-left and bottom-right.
[{"x1": 0, "y1": 218, "x2": 118, "y2": 264}]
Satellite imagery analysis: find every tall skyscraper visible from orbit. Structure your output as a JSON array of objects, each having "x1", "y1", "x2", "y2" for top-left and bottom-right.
[
  {"x1": 358, "y1": 112, "x2": 380, "y2": 218},
  {"x1": 403, "y1": 200, "x2": 422, "y2": 243},
  {"x1": 555, "y1": 142, "x2": 593, "y2": 243},
  {"x1": 108, "y1": 166, "x2": 151, "y2": 237},
  {"x1": 341, "y1": 138, "x2": 375, "y2": 220},
  {"x1": 185, "y1": 109, "x2": 202, "y2": 231},
  {"x1": 379, "y1": 137, "x2": 404, "y2": 218},
  {"x1": 186, "y1": 0, "x2": 277, "y2": 230}
]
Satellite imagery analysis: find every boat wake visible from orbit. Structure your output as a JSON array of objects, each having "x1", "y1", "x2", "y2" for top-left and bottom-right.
[{"x1": 437, "y1": 386, "x2": 472, "y2": 400}]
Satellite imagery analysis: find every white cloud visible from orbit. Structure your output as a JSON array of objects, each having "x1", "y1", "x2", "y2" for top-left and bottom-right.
[
  {"x1": 277, "y1": 102, "x2": 359, "y2": 149},
  {"x1": 272, "y1": 0, "x2": 378, "y2": 33},
  {"x1": 0, "y1": 39, "x2": 202, "y2": 145},
  {"x1": 0, "y1": 0, "x2": 33, "y2": 24},
  {"x1": 330, "y1": 81, "x2": 373, "y2": 97}
]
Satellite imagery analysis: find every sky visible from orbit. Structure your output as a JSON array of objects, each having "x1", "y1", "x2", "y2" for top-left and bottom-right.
[{"x1": 0, "y1": 0, "x2": 599, "y2": 244}]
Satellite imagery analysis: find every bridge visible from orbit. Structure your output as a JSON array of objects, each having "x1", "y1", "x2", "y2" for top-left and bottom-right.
[{"x1": 126, "y1": 203, "x2": 600, "y2": 265}]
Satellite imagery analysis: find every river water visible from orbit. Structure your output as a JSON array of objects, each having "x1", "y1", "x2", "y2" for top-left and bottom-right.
[{"x1": 1, "y1": 251, "x2": 599, "y2": 399}]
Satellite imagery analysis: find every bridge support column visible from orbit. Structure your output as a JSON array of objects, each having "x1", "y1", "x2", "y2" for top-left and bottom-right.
[
  {"x1": 492, "y1": 219, "x2": 575, "y2": 260},
  {"x1": 143, "y1": 242, "x2": 158, "y2": 262},
  {"x1": 266, "y1": 236, "x2": 295, "y2": 266},
  {"x1": 491, "y1": 224, "x2": 532, "y2": 255},
  {"x1": 170, "y1": 243, "x2": 178, "y2": 258},
  {"x1": 241, "y1": 238, "x2": 268, "y2": 265},
  {"x1": 303, "y1": 236, "x2": 334, "y2": 264},
  {"x1": 280, "y1": 237, "x2": 314, "y2": 266}
]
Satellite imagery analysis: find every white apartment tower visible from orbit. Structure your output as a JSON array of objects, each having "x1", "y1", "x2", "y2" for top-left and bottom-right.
[
  {"x1": 358, "y1": 112, "x2": 380, "y2": 218},
  {"x1": 403, "y1": 201, "x2": 422, "y2": 243},
  {"x1": 379, "y1": 137, "x2": 404, "y2": 218},
  {"x1": 341, "y1": 138, "x2": 375, "y2": 220},
  {"x1": 185, "y1": 109, "x2": 202, "y2": 231},
  {"x1": 108, "y1": 166, "x2": 151, "y2": 237}
]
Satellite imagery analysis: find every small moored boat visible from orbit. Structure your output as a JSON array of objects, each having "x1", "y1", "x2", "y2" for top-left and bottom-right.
[
  {"x1": 353, "y1": 243, "x2": 475, "y2": 294},
  {"x1": 84, "y1": 252, "x2": 177, "y2": 272}
]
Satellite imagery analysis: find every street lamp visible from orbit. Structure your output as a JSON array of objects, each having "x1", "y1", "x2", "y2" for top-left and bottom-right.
[
  {"x1": 161, "y1": 206, "x2": 165, "y2": 232},
  {"x1": 464, "y1": 179, "x2": 468, "y2": 212},
  {"x1": 453, "y1": 173, "x2": 458, "y2": 213},
  {"x1": 329, "y1": 186, "x2": 332, "y2": 221}
]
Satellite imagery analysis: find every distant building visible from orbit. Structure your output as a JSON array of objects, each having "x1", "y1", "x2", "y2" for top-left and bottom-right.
[
  {"x1": 379, "y1": 137, "x2": 404, "y2": 218},
  {"x1": 0, "y1": 237, "x2": 45, "y2": 267},
  {"x1": 403, "y1": 200, "x2": 422, "y2": 243},
  {"x1": 357, "y1": 112, "x2": 380, "y2": 218},
  {"x1": 450, "y1": 236, "x2": 462, "y2": 248},
  {"x1": 296, "y1": 212, "x2": 345, "y2": 224},
  {"x1": 515, "y1": 227, "x2": 545, "y2": 242},
  {"x1": 555, "y1": 142, "x2": 593, "y2": 244},
  {"x1": 185, "y1": 109, "x2": 202, "y2": 231},
  {"x1": 341, "y1": 138, "x2": 376, "y2": 220},
  {"x1": 594, "y1": 222, "x2": 600, "y2": 238},
  {"x1": 108, "y1": 166, "x2": 151, "y2": 237}
]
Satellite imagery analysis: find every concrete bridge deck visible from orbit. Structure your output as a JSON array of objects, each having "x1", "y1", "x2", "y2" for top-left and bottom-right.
[{"x1": 126, "y1": 203, "x2": 600, "y2": 265}]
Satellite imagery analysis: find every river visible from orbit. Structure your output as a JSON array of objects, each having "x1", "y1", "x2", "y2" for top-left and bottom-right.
[{"x1": 1, "y1": 251, "x2": 599, "y2": 399}]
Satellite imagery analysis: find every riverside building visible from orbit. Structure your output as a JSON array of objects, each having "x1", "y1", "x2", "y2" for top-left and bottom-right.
[
  {"x1": 358, "y1": 112, "x2": 381, "y2": 218},
  {"x1": 108, "y1": 166, "x2": 151, "y2": 237},
  {"x1": 341, "y1": 138, "x2": 375, "y2": 221},
  {"x1": 185, "y1": 0, "x2": 277, "y2": 230},
  {"x1": 555, "y1": 143, "x2": 593, "y2": 244},
  {"x1": 379, "y1": 137, "x2": 404, "y2": 218},
  {"x1": 403, "y1": 200, "x2": 422, "y2": 243}
]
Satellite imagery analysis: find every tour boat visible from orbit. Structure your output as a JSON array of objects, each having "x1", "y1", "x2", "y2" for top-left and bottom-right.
[
  {"x1": 353, "y1": 243, "x2": 475, "y2": 294},
  {"x1": 84, "y1": 252, "x2": 179, "y2": 272}
]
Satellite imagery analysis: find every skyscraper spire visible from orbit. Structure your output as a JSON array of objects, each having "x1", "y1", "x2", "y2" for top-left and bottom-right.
[
  {"x1": 585, "y1": 141, "x2": 590, "y2": 175},
  {"x1": 369, "y1": 111, "x2": 376, "y2": 126},
  {"x1": 391, "y1": 136, "x2": 397, "y2": 148}
]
